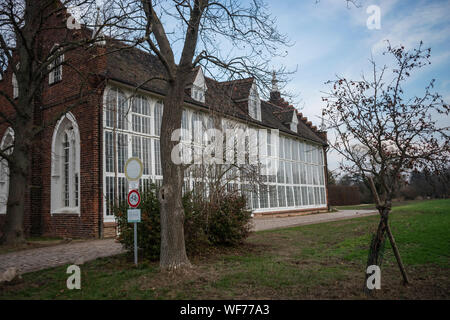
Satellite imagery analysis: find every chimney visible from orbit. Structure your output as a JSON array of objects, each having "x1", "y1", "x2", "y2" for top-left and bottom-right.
[{"x1": 269, "y1": 71, "x2": 281, "y2": 102}]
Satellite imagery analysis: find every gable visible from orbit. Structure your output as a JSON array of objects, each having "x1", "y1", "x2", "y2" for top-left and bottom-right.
[{"x1": 193, "y1": 67, "x2": 207, "y2": 90}]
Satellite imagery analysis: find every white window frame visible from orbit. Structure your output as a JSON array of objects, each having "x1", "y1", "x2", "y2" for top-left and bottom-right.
[
  {"x1": 248, "y1": 82, "x2": 261, "y2": 121},
  {"x1": 0, "y1": 127, "x2": 14, "y2": 214},
  {"x1": 191, "y1": 67, "x2": 207, "y2": 103},
  {"x1": 102, "y1": 85, "x2": 165, "y2": 222},
  {"x1": 50, "y1": 112, "x2": 80, "y2": 214},
  {"x1": 48, "y1": 44, "x2": 64, "y2": 85},
  {"x1": 290, "y1": 113, "x2": 298, "y2": 133}
]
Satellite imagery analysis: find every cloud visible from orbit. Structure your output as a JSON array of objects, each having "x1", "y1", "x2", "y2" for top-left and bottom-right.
[
  {"x1": 370, "y1": 1, "x2": 450, "y2": 53},
  {"x1": 266, "y1": 0, "x2": 449, "y2": 170}
]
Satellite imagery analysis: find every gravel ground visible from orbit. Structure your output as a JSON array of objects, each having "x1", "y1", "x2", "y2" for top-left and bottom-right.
[{"x1": 251, "y1": 209, "x2": 378, "y2": 231}]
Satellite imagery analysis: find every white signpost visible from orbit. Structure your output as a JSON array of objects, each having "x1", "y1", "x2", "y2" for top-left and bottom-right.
[
  {"x1": 127, "y1": 209, "x2": 141, "y2": 223},
  {"x1": 124, "y1": 158, "x2": 143, "y2": 266}
]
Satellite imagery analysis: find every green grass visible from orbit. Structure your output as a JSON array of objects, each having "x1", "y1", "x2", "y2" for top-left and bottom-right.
[{"x1": 1, "y1": 199, "x2": 449, "y2": 299}]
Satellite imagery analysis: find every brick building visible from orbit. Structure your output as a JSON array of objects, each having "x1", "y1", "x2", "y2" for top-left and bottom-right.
[{"x1": 0, "y1": 6, "x2": 329, "y2": 239}]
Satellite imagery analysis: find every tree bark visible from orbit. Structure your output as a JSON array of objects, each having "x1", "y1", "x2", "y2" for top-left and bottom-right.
[
  {"x1": 366, "y1": 208, "x2": 389, "y2": 267},
  {"x1": 0, "y1": 137, "x2": 30, "y2": 245},
  {"x1": 365, "y1": 206, "x2": 410, "y2": 291},
  {"x1": 0, "y1": 0, "x2": 38, "y2": 245},
  {"x1": 158, "y1": 73, "x2": 191, "y2": 271}
]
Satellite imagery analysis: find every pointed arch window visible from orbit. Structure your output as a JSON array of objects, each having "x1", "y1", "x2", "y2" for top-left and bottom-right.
[
  {"x1": 0, "y1": 128, "x2": 14, "y2": 214},
  {"x1": 51, "y1": 113, "x2": 80, "y2": 214}
]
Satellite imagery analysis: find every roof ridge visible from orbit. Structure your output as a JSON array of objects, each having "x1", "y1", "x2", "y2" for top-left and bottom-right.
[{"x1": 218, "y1": 77, "x2": 254, "y2": 85}]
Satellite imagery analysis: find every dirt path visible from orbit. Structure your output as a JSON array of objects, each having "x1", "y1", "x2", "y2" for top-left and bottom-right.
[
  {"x1": 252, "y1": 209, "x2": 378, "y2": 231},
  {"x1": 0, "y1": 239, "x2": 125, "y2": 275}
]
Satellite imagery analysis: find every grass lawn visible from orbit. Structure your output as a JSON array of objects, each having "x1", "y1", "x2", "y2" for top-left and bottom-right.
[{"x1": 1, "y1": 199, "x2": 449, "y2": 299}]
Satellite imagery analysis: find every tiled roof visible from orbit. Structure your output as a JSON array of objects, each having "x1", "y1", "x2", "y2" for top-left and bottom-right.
[
  {"x1": 103, "y1": 40, "x2": 326, "y2": 146},
  {"x1": 105, "y1": 40, "x2": 168, "y2": 96},
  {"x1": 273, "y1": 109, "x2": 295, "y2": 124}
]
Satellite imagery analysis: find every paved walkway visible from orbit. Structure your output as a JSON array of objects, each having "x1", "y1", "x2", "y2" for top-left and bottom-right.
[
  {"x1": 252, "y1": 209, "x2": 378, "y2": 232},
  {"x1": 0, "y1": 239, "x2": 125, "y2": 275},
  {"x1": 0, "y1": 209, "x2": 378, "y2": 276}
]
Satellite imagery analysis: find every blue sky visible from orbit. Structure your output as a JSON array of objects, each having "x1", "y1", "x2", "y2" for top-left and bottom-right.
[
  {"x1": 81, "y1": 1, "x2": 450, "y2": 172},
  {"x1": 265, "y1": 0, "x2": 450, "y2": 171}
]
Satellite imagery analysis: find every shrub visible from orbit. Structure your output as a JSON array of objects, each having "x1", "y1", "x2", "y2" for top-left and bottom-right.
[
  {"x1": 115, "y1": 185, "x2": 161, "y2": 260},
  {"x1": 208, "y1": 193, "x2": 252, "y2": 246},
  {"x1": 114, "y1": 184, "x2": 252, "y2": 260}
]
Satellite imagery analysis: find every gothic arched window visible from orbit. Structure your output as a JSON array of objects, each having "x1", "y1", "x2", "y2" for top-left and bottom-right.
[
  {"x1": 0, "y1": 128, "x2": 14, "y2": 214},
  {"x1": 51, "y1": 113, "x2": 80, "y2": 214}
]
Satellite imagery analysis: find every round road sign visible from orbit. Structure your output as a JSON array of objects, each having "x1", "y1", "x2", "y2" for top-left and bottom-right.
[
  {"x1": 127, "y1": 189, "x2": 141, "y2": 208},
  {"x1": 125, "y1": 157, "x2": 143, "y2": 181}
]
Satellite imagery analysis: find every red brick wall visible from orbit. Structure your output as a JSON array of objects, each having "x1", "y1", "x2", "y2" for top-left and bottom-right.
[
  {"x1": 37, "y1": 44, "x2": 107, "y2": 239},
  {"x1": 0, "y1": 6, "x2": 107, "y2": 239}
]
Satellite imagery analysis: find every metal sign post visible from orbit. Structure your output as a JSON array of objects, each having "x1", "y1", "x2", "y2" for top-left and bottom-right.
[
  {"x1": 125, "y1": 158, "x2": 144, "y2": 267},
  {"x1": 134, "y1": 222, "x2": 138, "y2": 266},
  {"x1": 127, "y1": 208, "x2": 141, "y2": 266}
]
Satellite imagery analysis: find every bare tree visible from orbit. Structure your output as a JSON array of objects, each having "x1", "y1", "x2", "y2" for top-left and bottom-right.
[
  {"x1": 121, "y1": 0, "x2": 357, "y2": 271},
  {"x1": 323, "y1": 42, "x2": 449, "y2": 286},
  {"x1": 0, "y1": 0, "x2": 140, "y2": 245},
  {"x1": 112, "y1": 0, "x2": 295, "y2": 270}
]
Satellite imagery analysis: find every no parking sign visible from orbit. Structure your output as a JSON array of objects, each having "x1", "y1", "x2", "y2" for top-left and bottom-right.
[{"x1": 127, "y1": 189, "x2": 141, "y2": 208}]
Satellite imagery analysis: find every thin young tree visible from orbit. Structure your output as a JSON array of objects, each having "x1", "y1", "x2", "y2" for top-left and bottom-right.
[
  {"x1": 0, "y1": 0, "x2": 138, "y2": 245},
  {"x1": 323, "y1": 42, "x2": 449, "y2": 285}
]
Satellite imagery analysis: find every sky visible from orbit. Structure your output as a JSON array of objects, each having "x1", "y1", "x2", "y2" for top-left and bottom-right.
[
  {"x1": 264, "y1": 0, "x2": 450, "y2": 172},
  {"x1": 70, "y1": 0, "x2": 450, "y2": 173}
]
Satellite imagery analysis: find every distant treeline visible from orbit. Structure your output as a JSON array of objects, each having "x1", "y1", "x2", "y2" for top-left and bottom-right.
[{"x1": 328, "y1": 168, "x2": 449, "y2": 205}]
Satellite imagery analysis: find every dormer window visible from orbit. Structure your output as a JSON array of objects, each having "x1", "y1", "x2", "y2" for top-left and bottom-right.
[
  {"x1": 290, "y1": 113, "x2": 298, "y2": 133},
  {"x1": 191, "y1": 67, "x2": 207, "y2": 103},
  {"x1": 248, "y1": 82, "x2": 261, "y2": 121},
  {"x1": 192, "y1": 85, "x2": 205, "y2": 103},
  {"x1": 49, "y1": 44, "x2": 64, "y2": 85}
]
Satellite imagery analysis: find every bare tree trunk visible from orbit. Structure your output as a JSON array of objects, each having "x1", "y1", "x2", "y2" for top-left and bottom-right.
[
  {"x1": 158, "y1": 75, "x2": 191, "y2": 271},
  {"x1": 365, "y1": 206, "x2": 410, "y2": 291},
  {"x1": 363, "y1": 207, "x2": 388, "y2": 294},
  {"x1": 366, "y1": 208, "x2": 389, "y2": 267},
  {"x1": 0, "y1": 139, "x2": 30, "y2": 245}
]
